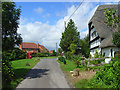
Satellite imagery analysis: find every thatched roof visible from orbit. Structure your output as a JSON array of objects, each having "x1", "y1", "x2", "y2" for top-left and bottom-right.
[{"x1": 89, "y1": 5, "x2": 118, "y2": 48}]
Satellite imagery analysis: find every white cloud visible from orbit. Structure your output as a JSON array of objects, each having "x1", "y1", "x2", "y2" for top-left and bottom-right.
[
  {"x1": 18, "y1": 2, "x2": 98, "y2": 50},
  {"x1": 34, "y1": 7, "x2": 43, "y2": 14}
]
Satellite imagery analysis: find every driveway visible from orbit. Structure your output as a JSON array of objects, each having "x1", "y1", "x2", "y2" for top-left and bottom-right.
[{"x1": 16, "y1": 58, "x2": 70, "y2": 88}]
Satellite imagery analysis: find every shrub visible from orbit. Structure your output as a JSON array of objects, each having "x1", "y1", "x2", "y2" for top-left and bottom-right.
[
  {"x1": 89, "y1": 55, "x2": 120, "y2": 88},
  {"x1": 50, "y1": 50, "x2": 56, "y2": 56},
  {"x1": 72, "y1": 55, "x2": 81, "y2": 68},
  {"x1": 65, "y1": 51, "x2": 72, "y2": 60},
  {"x1": 37, "y1": 52, "x2": 47, "y2": 57},
  {"x1": 58, "y1": 56, "x2": 65, "y2": 62},
  {"x1": 2, "y1": 48, "x2": 26, "y2": 61},
  {"x1": 2, "y1": 55, "x2": 14, "y2": 88}
]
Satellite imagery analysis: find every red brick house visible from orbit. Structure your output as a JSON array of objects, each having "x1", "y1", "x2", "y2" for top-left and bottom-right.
[
  {"x1": 19, "y1": 42, "x2": 49, "y2": 53},
  {"x1": 37, "y1": 44, "x2": 49, "y2": 53},
  {"x1": 49, "y1": 50, "x2": 53, "y2": 54}
]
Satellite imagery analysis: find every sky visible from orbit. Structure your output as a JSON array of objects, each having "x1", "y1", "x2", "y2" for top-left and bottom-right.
[{"x1": 15, "y1": 1, "x2": 119, "y2": 51}]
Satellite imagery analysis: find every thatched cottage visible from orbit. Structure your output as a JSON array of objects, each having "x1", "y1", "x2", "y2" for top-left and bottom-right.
[{"x1": 88, "y1": 5, "x2": 120, "y2": 63}]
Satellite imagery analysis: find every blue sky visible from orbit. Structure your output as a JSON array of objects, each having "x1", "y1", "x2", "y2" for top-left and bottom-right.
[
  {"x1": 16, "y1": 2, "x2": 118, "y2": 51},
  {"x1": 16, "y1": 2, "x2": 80, "y2": 25}
]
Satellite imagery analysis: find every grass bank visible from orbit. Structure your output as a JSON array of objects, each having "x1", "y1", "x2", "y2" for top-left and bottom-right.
[
  {"x1": 57, "y1": 58, "x2": 103, "y2": 88},
  {"x1": 10, "y1": 58, "x2": 40, "y2": 89}
]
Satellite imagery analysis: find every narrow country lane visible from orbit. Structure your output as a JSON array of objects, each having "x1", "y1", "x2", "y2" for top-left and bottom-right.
[{"x1": 16, "y1": 58, "x2": 70, "y2": 88}]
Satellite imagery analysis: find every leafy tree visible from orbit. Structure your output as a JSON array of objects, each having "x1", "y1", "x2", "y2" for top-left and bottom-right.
[
  {"x1": 2, "y1": 2, "x2": 22, "y2": 51},
  {"x1": 2, "y1": 2, "x2": 22, "y2": 88},
  {"x1": 69, "y1": 43, "x2": 77, "y2": 54},
  {"x1": 59, "y1": 19, "x2": 80, "y2": 53},
  {"x1": 58, "y1": 48, "x2": 62, "y2": 55},
  {"x1": 104, "y1": 8, "x2": 120, "y2": 47},
  {"x1": 79, "y1": 35, "x2": 89, "y2": 58}
]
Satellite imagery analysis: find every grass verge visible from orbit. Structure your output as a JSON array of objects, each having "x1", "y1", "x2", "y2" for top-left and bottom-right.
[
  {"x1": 74, "y1": 79, "x2": 90, "y2": 88},
  {"x1": 40, "y1": 56, "x2": 57, "y2": 59},
  {"x1": 10, "y1": 58, "x2": 40, "y2": 89},
  {"x1": 57, "y1": 59, "x2": 99, "y2": 88}
]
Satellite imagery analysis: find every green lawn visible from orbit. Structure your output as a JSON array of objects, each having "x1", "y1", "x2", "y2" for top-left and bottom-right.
[
  {"x1": 10, "y1": 58, "x2": 40, "y2": 88},
  {"x1": 57, "y1": 59, "x2": 86, "y2": 71},
  {"x1": 33, "y1": 56, "x2": 57, "y2": 59}
]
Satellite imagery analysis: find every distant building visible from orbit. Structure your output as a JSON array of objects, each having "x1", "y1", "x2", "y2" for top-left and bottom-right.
[
  {"x1": 37, "y1": 43, "x2": 49, "y2": 53},
  {"x1": 19, "y1": 42, "x2": 49, "y2": 53},
  {"x1": 49, "y1": 50, "x2": 53, "y2": 54},
  {"x1": 88, "y1": 5, "x2": 120, "y2": 63}
]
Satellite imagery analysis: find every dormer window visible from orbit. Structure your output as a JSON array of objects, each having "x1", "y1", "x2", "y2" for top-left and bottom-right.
[{"x1": 92, "y1": 31, "x2": 96, "y2": 38}]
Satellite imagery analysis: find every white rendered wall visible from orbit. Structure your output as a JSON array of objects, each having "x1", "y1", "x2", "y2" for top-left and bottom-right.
[
  {"x1": 90, "y1": 48, "x2": 101, "y2": 57},
  {"x1": 90, "y1": 38, "x2": 101, "y2": 49},
  {"x1": 102, "y1": 47, "x2": 120, "y2": 63}
]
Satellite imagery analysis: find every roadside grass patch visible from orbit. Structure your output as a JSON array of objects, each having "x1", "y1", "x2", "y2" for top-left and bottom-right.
[
  {"x1": 74, "y1": 79, "x2": 90, "y2": 88},
  {"x1": 58, "y1": 59, "x2": 76, "y2": 71},
  {"x1": 10, "y1": 58, "x2": 40, "y2": 88},
  {"x1": 38, "y1": 56, "x2": 57, "y2": 59}
]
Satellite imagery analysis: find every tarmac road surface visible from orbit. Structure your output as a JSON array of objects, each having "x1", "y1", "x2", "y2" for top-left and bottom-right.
[{"x1": 16, "y1": 58, "x2": 70, "y2": 88}]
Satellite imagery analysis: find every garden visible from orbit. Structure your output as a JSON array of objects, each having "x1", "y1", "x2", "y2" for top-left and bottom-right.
[{"x1": 57, "y1": 51, "x2": 120, "y2": 88}]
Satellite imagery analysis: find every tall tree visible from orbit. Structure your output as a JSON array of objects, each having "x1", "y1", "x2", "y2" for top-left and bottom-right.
[
  {"x1": 2, "y1": 2, "x2": 22, "y2": 51},
  {"x1": 79, "y1": 35, "x2": 89, "y2": 58},
  {"x1": 59, "y1": 19, "x2": 80, "y2": 53}
]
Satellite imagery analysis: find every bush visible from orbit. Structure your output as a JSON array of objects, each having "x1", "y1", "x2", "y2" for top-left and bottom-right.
[
  {"x1": 89, "y1": 59, "x2": 105, "y2": 65},
  {"x1": 2, "y1": 48, "x2": 26, "y2": 61},
  {"x1": 58, "y1": 56, "x2": 65, "y2": 62},
  {"x1": 89, "y1": 55, "x2": 120, "y2": 88},
  {"x1": 65, "y1": 51, "x2": 72, "y2": 60},
  {"x1": 37, "y1": 52, "x2": 47, "y2": 57},
  {"x1": 72, "y1": 55, "x2": 81, "y2": 68},
  {"x1": 50, "y1": 50, "x2": 56, "y2": 56}
]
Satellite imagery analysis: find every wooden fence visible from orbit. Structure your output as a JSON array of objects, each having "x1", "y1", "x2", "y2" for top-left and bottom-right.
[{"x1": 81, "y1": 57, "x2": 110, "y2": 67}]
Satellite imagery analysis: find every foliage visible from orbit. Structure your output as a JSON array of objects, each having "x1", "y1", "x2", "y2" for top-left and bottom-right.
[
  {"x1": 50, "y1": 50, "x2": 56, "y2": 56},
  {"x1": 104, "y1": 8, "x2": 119, "y2": 28},
  {"x1": 93, "y1": 50, "x2": 103, "y2": 58},
  {"x1": 2, "y1": 48, "x2": 26, "y2": 88},
  {"x1": 57, "y1": 48, "x2": 62, "y2": 55},
  {"x1": 2, "y1": 2, "x2": 22, "y2": 51},
  {"x1": 58, "y1": 56, "x2": 66, "y2": 64},
  {"x1": 104, "y1": 8, "x2": 120, "y2": 47},
  {"x1": 89, "y1": 50, "x2": 105, "y2": 65},
  {"x1": 65, "y1": 51, "x2": 72, "y2": 60},
  {"x1": 89, "y1": 55, "x2": 120, "y2": 88},
  {"x1": 79, "y1": 35, "x2": 89, "y2": 58},
  {"x1": 2, "y1": 48, "x2": 26, "y2": 61},
  {"x1": 59, "y1": 19, "x2": 80, "y2": 53},
  {"x1": 2, "y1": 59, "x2": 14, "y2": 88},
  {"x1": 69, "y1": 43, "x2": 77, "y2": 54},
  {"x1": 113, "y1": 30, "x2": 120, "y2": 47},
  {"x1": 37, "y1": 52, "x2": 47, "y2": 57},
  {"x1": 72, "y1": 55, "x2": 81, "y2": 68}
]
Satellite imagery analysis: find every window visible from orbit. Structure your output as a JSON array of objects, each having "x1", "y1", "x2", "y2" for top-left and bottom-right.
[
  {"x1": 111, "y1": 49, "x2": 113, "y2": 57},
  {"x1": 92, "y1": 31, "x2": 96, "y2": 38}
]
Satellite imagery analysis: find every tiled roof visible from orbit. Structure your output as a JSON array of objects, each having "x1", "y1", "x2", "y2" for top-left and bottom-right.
[
  {"x1": 49, "y1": 50, "x2": 53, "y2": 53},
  {"x1": 39, "y1": 45, "x2": 49, "y2": 52},
  {"x1": 21, "y1": 42, "x2": 37, "y2": 49}
]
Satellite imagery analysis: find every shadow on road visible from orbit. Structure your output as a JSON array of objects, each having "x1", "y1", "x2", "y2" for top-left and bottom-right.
[
  {"x1": 25, "y1": 68, "x2": 49, "y2": 79},
  {"x1": 13, "y1": 68, "x2": 49, "y2": 80}
]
